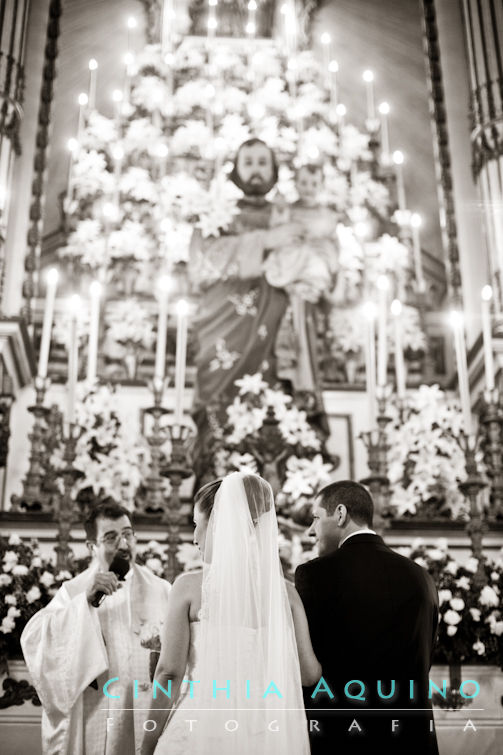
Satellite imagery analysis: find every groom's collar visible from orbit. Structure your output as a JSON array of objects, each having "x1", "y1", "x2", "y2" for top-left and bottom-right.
[{"x1": 339, "y1": 530, "x2": 382, "y2": 549}]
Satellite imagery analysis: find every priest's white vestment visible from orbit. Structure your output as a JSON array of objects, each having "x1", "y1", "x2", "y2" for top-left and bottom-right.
[{"x1": 21, "y1": 563, "x2": 171, "y2": 755}]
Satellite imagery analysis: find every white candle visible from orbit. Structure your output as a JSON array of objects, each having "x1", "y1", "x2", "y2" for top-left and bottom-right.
[
  {"x1": 161, "y1": 0, "x2": 174, "y2": 54},
  {"x1": 87, "y1": 281, "x2": 101, "y2": 382},
  {"x1": 88, "y1": 59, "x2": 98, "y2": 110},
  {"x1": 66, "y1": 138, "x2": 79, "y2": 199},
  {"x1": 450, "y1": 311, "x2": 472, "y2": 435},
  {"x1": 154, "y1": 275, "x2": 170, "y2": 380},
  {"x1": 320, "y1": 32, "x2": 331, "y2": 75},
  {"x1": 481, "y1": 285, "x2": 495, "y2": 391},
  {"x1": 174, "y1": 299, "x2": 189, "y2": 424},
  {"x1": 410, "y1": 213, "x2": 426, "y2": 292},
  {"x1": 38, "y1": 268, "x2": 59, "y2": 378},
  {"x1": 77, "y1": 93, "x2": 88, "y2": 142},
  {"x1": 391, "y1": 299, "x2": 406, "y2": 398},
  {"x1": 67, "y1": 295, "x2": 81, "y2": 424},
  {"x1": 392, "y1": 150, "x2": 406, "y2": 211},
  {"x1": 126, "y1": 15, "x2": 137, "y2": 54},
  {"x1": 363, "y1": 302, "x2": 377, "y2": 429},
  {"x1": 377, "y1": 275, "x2": 389, "y2": 387},
  {"x1": 362, "y1": 70, "x2": 375, "y2": 120},
  {"x1": 378, "y1": 102, "x2": 390, "y2": 163},
  {"x1": 336, "y1": 103, "x2": 346, "y2": 129}
]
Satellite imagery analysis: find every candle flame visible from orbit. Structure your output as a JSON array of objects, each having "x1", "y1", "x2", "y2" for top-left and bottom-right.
[
  {"x1": 336, "y1": 103, "x2": 346, "y2": 116},
  {"x1": 362, "y1": 69, "x2": 374, "y2": 82},
  {"x1": 320, "y1": 32, "x2": 331, "y2": 45},
  {"x1": 177, "y1": 299, "x2": 189, "y2": 317},
  {"x1": 67, "y1": 138, "x2": 79, "y2": 153},
  {"x1": 127, "y1": 16, "x2": 137, "y2": 29},
  {"x1": 78, "y1": 92, "x2": 88, "y2": 106},
  {"x1": 88, "y1": 58, "x2": 98, "y2": 71},
  {"x1": 378, "y1": 101, "x2": 390, "y2": 115},
  {"x1": 89, "y1": 281, "x2": 102, "y2": 297},
  {"x1": 47, "y1": 268, "x2": 59, "y2": 285},
  {"x1": 112, "y1": 145, "x2": 124, "y2": 161},
  {"x1": 481, "y1": 285, "x2": 493, "y2": 302},
  {"x1": 391, "y1": 299, "x2": 402, "y2": 316},
  {"x1": 328, "y1": 60, "x2": 339, "y2": 73},
  {"x1": 449, "y1": 310, "x2": 464, "y2": 329},
  {"x1": 112, "y1": 89, "x2": 123, "y2": 102},
  {"x1": 392, "y1": 150, "x2": 404, "y2": 165},
  {"x1": 411, "y1": 212, "x2": 422, "y2": 228}
]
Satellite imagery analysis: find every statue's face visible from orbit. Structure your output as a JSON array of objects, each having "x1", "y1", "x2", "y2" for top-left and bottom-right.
[{"x1": 235, "y1": 143, "x2": 275, "y2": 196}]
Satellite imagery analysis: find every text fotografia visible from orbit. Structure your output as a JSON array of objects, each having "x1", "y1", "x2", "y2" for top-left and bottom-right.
[{"x1": 102, "y1": 676, "x2": 481, "y2": 702}]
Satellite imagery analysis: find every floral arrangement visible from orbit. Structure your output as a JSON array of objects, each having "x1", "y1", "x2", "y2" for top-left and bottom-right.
[
  {"x1": 406, "y1": 539, "x2": 503, "y2": 667},
  {"x1": 386, "y1": 385, "x2": 485, "y2": 518},
  {"x1": 209, "y1": 373, "x2": 333, "y2": 527},
  {"x1": 68, "y1": 382, "x2": 150, "y2": 509}
]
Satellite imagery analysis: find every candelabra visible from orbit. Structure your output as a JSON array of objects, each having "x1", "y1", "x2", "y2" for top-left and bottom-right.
[
  {"x1": 141, "y1": 378, "x2": 170, "y2": 514},
  {"x1": 54, "y1": 422, "x2": 84, "y2": 571},
  {"x1": 161, "y1": 423, "x2": 192, "y2": 583},
  {"x1": 359, "y1": 385, "x2": 392, "y2": 532},
  {"x1": 10, "y1": 376, "x2": 54, "y2": 512},
  {"x1": 480, "y1": 389, "x2": 503, "y2": 520},
  {"x1": 456, "y1": 431, "x2": 487, "y2": 590}
]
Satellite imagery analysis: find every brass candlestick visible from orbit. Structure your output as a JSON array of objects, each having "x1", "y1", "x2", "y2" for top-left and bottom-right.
[
  {"x1": 359, "y1": 385, "x2": 392, "y2": 532},
  {"x1": 480, "y1": 388, "x2": 503, "y2": 520},
  {"x1": 11, "y1": 376, "x2": 54, "y2": 512},
  {"x1": 141, "y1": 378, "x2": 169, "y2": 514},
  {"x1": 161, "y1": 423, "x2": 192, "y2": 583},
  {"x1": 54, "y1": 422, "x2": 84, "y2": 571},
  {"x1": 456, "y1": 431, "x2": 487, "y2": 590}
]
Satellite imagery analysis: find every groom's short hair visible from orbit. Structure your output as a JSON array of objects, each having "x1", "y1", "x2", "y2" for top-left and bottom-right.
[{"x1": 317, "y1": 481, "x2": 373, "y2": 526}]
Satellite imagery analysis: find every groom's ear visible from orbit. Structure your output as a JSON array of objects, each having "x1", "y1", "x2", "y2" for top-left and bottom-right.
[{"x1": 336, "y1": 504, "x2": 348, "y2": 525}]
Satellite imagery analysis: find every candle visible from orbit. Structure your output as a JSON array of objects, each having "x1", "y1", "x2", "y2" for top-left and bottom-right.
[
  {"x1": 38, "y1": 268, "x2": 59, "y2": 378},
  {"x1": 88, "y1": 59, "x2": 98, "y2": 110},
  {"x1": 378, "y1": 102, "x2": 390, "y2": 163},
  {"x1": 377, "y1": 275, "x2": 389, "y2": 387},
  {"x1": 126, "y1": 15, "x2": 137, "y2": 54},
  {"x1": 87, "y1": 281, "x2": 101, "y2": 382},
  {"x1": 363, "y1": 302, "x2": 377, "y2": 428},
  {"x1": 410, "y1": 213, "x2": 426, "y2": 292},
  {"x1": 77, "y1": 93, "x2": 88, "y2": 142},
  {"x1": 450, "y1": 311, "x2": 472, "y2": 435},
  {"x1": 362, "y1": 70, "x2": 375, "y2": 120},
  {"x1": 392, "y1": 150, "x2": 406, "y2": 211},
  {"x1": 67, "y1": 295, "x2": 81, "y2": 425},
  {"x1": 336, "y1": 103, "x2": 346, "y2": 130},
  {"x1": 481, "y1": 285, "x2": 495, "y2": 391},
  {"x1": 391, "y1": 299, "x2": 406, "y2": 398},
  {"x1": 320, "y1": 32, "x2": 331, "y2": 75},
  {"x1": 161, "y1": 0, "x2": 174, "y2": 54},
  {"x1": 246, "y1": 0, "x2": 256, "y2": 36},
  {"x1": 207, "y1": 0, "x2": 218, "y2": 40},
  {"x1": 112, "y1": 144, "x2": 124, "y2": 206},
  {"x1": 328, "y1": 59, "x2": 338, "y2": 109},
  {"x1": 154, "y1": 275, "x2": 170, "y2": 381},
  {"x1": 174, "y1": 299, "x2": 189, "y2": 424}
]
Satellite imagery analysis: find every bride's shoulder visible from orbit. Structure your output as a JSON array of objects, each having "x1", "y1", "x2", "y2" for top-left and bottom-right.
[
  {"x1": 284, "y1": 579, "x2": 301, "y2": 605},
  {"x1": 172, "y1": 569, "x2": 203, "y2": 595}
]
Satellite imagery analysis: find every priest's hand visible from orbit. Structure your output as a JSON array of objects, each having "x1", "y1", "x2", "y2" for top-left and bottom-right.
[{"x1": 86, "y1": 572, "x2": 121, "y2": 605}]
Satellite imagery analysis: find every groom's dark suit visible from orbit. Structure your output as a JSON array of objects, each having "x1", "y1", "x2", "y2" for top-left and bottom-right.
[{"x1": 295, "y1": 532, "x2": 439, "y2": 755}]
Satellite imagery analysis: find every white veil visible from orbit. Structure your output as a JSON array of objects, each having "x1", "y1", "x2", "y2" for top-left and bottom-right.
[{"x1": 192, "y1": 471, "x2": 310, "y2": 754}]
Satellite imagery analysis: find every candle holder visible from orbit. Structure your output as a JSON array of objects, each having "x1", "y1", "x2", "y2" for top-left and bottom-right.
[
  {"x1": 141, "y1": 378, "x2": 170, "y2": 514},
  {"x1": 160, "y1": 423, "x2": 192, "y2": 583},
  {"x1": 10, "y1": 376, "x2": 54, "y2": 512},
  {"x1": 480, "y1": 388, "x2": 503, "y2": 520},
  {"x1": 54, "y1": 422, "x2": 84, "y2": 571},
  {"x1": 456, "y1": 430, "x2": 487, "y2": 590},
  {"x1": 359, "y1": 385, "x2": 392, "y2": 532}
]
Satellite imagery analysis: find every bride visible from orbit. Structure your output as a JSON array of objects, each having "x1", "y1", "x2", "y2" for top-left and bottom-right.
[{"x1": 140, "y1": 471, "x2": 320, "y2": 755}]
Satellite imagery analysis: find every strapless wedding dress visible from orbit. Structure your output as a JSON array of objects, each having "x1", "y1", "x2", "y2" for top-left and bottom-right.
[{"x1": 155, "y1": 619, "x2": 310, "y2": 754}]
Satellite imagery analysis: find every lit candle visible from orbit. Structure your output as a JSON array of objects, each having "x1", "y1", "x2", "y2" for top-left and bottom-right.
[
  {"x1": 328, "y1": 59, "x2": 338, "y2": 109},
  {"x1": 38, "y1": 268, "x2": 59, "y2": 378},
  {"x1": 363, "y1": 302, "x2": 377, "y2": 429},
  {"x1": 207, "y1": 0, "x2": 218, "y2": 40},
  {"x1": 378, "y1": 101, "x2": 390, "y2": 163},
  {"x1": 320, "y1": 32, "x2": 331, "y2": 72},
  {"x1": 174, "y1": 299, "x2": 189, "y2": 424},
  {"x1": 362, "y1": 70, "x2": 375, "y2": 120},
  {"x1": 246, "y1": 0, "x2": 257, "y2": 36},
  {"x1": 336, "y1": 103, "x2": 346, "y2": 129},
  {"x1": 87, "y1": 281, "x2": 101, "y2": 382},
  {"x1": 154, "y1": 275, "x2": 170, "y2": 381},
  {"x1": 481, "y1": 285, "x2": 495, "y2": 391},
  {"x1": 126, "y1": 15, "x2": 137, "y2": 54},
  {"x1": 77, "y1": 93, "x2": 88, "y2": 142},
  {"x1": 410, "y1": 213, "x2": 426, "y2": 292},
  {"x1": 450, "y1": 311, "x2": 472, "y2": 435},
  {"x1": 67, "y1": 294, "x2": 81, "y2": 425},
  {"x1": 88, "y1": 59, "x2": 98, "y2": 110},
  {"x1": 161, "y1": 0, "x2": 175, "y2": 54},
  {"x1": 392, "y1": 150, "x2": 406, "y2": 211},
  {"x1": 391, "y1": 299, "x2": 406, "y2": 398},
  {"x1": 376, "y1": 275, "x2": 389, "y2": 386}
]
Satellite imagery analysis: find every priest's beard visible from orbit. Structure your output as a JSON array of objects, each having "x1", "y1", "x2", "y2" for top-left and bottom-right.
[{"x1": 231, "y1": 172, "x2": 276, "y2": 197}]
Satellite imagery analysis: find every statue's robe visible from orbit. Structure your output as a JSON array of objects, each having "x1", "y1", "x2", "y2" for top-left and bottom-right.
[
  {"x1": 21, "y1": 563, "x2": 171, "y2": 755},
  {"x1": 189, "y1": 198, "x2": 288, "y2": 427}
]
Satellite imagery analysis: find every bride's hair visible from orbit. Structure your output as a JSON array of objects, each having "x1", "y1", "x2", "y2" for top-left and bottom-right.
[{"x1": 194, "y1": 474, "x2": 273, "y2": 524}]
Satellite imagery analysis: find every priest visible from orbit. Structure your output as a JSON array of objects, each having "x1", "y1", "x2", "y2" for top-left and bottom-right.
[{"x1": 21, "y1": 502, "x2": 171, "y2": 755}]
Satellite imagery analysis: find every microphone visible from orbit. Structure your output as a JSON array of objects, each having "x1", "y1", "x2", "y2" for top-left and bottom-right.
[{"x1": 91, "y1": 554, "x2": 131, "y2": 608}]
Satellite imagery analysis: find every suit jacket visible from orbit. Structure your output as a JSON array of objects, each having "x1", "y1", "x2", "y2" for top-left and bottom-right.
[{"x1": 295, "y1": 533, "x2": 439, "y2": 755}]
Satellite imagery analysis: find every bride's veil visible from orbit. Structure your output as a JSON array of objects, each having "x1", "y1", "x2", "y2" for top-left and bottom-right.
[{"x1": 192, "y1": 471, "x2": 309, "y2": 754}]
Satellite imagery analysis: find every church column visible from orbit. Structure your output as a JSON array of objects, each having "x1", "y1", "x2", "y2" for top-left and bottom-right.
[
  {"x1": 1, "y1": 0, "x2": 59, "y2": 320},
  {"x1": 461, "y1": 0, "x2": 503, "y2": 319},
  {"x1": 420, "y1": 0, "x2": 488, "y2": 345}
]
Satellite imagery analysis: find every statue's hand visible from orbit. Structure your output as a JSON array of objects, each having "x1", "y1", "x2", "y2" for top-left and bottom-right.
[{"x1": 265, "y1": 222, "x2": 304, "y2": 249}]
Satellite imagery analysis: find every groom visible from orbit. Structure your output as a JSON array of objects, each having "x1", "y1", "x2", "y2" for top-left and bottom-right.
[{"x1": 295, "y1": 481, "x2": 439, "y2": 755}]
